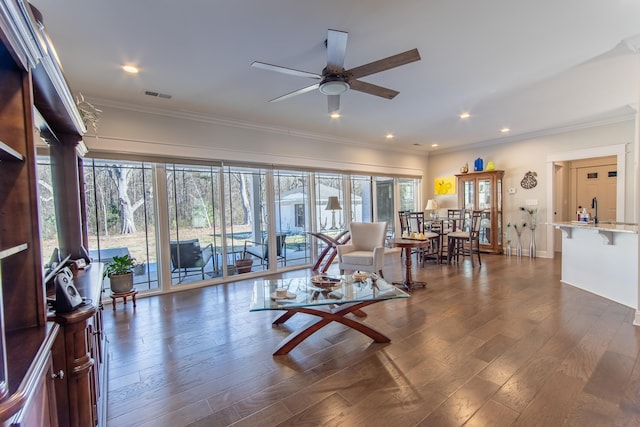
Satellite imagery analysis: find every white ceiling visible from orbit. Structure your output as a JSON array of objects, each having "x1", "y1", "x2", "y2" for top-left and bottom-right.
[{"x1": 31, "y1": 0, "x2": 640, "y2": 153}]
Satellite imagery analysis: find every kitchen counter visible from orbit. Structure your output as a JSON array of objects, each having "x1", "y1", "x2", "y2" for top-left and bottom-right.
[
  {"x1": 552, "y1": 221, "x2": 638, "y2": 313},
  {"x1": 553, "y1": 221, "x2": 637, "y2": 245}
]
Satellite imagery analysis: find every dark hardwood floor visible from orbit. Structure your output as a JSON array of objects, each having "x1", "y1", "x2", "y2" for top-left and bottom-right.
[{"x1": 104, "y1": 254, "x2": 640, "y2": 426}]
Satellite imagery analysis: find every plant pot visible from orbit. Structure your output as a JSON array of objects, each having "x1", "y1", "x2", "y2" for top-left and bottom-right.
[
  {"x1": 110, "y1": 272, "x2": 134, "y2": 294},
  {"x1": 235, "y1": 259, "x2": 253, "y2": 274}
]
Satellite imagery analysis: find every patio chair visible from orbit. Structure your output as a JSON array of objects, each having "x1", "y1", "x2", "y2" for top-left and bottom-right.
[
  {"x1": 243, "y1": 234, "x2": 287, "y2": 267},
  {"x1": 170, "y1": 239, "x2": 214, "y2": 280}
]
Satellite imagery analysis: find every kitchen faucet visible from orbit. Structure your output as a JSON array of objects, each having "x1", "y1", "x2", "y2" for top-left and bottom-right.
[{"x1": 591, "y1": 197, "x2": 598, "y2": 224}]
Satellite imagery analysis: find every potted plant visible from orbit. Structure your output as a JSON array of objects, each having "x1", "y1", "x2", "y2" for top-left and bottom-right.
[
  {"x1": 235, "y1": 254, "x2": 253, "y2": 274},
  {"x1": 104, "y1": 254, "x2": 136, "y2": 293}
]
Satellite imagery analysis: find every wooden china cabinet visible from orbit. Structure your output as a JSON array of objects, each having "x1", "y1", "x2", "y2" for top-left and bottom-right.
[
  {"x1": 0, "y1": 2, "x2": 107, "y2": 426},
  {"x1": 456, "y1": 170, "x2": 504, "y2": 254}
]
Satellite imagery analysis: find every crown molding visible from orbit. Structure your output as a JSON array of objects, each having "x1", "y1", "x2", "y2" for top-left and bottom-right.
[
  {"x1": 84, "y1": 96, "x2": 426, "y2": 157},
  {"x1": 431, "y1": 109, "x2": 636, "y2": 155}
]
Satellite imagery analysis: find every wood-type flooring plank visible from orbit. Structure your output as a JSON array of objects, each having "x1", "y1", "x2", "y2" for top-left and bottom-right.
[{"x1": 100, "y1": 254, "x2": 640, "y2": 426}]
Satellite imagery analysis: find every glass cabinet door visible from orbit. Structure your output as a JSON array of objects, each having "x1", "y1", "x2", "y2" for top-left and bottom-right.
[
  {"x1": 463, "y1": 180, "x2": 474, "y2": 209},
  {"x1": 456, "y1": 171, "x2": 504, "y2": 254},
  {"x1": 479, "y1": 211, "x2": 492, "y2": 245},
  {"x1": 478, "y1": 179, "x2": 492, "y2": 210}
]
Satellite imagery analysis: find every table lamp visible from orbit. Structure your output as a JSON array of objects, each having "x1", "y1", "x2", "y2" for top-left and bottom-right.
[
  {"x1": 425, "y1": 199, "x2": 438, "y2": 219},
  {"x1": 325, "y1": 196, "x2": 342, "y2": 230}
]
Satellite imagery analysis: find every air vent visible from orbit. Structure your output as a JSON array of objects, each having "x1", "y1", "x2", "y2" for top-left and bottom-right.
[{"x1": 144, "y1": 90, "x2": 172, "y2": 99}]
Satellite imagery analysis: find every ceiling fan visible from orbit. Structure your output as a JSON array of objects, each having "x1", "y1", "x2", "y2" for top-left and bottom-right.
[{"x1": 252, "y1": 29, "x2": 421, "y2": 115}]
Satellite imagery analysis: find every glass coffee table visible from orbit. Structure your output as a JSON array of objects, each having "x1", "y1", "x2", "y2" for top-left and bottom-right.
[{"x1": 250, "y1": 275, "x2": 409, "y2": 355}]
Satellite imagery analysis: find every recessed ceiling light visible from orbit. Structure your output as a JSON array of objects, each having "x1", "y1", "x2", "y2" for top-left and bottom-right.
[
  {"x1": 431, "y1": 143, "x2": 439, "y2": 147},
  {"x1": 330, "y1": 112, "x2": 341, "y2": 118},
  {"x1": 386, "y1": 133, "x2": 394, "y2": 139},
  {"x1": 459, "y1": 112, "x2": 470, "y2": 119},
  {"x1": 501, "y1": 127, "x2": 510, "y2": 133},
  {"x1": 122, "y1": 64, "x2": 139, "y2": 74}
]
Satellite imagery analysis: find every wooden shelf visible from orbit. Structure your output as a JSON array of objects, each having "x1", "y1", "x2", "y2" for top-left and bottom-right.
[
  {"x1": 0, "y1": 243, "x2": 28, "y2": 260},
  {"x1": 0, "y1": 140, "x2": 24, "y2": 162}
]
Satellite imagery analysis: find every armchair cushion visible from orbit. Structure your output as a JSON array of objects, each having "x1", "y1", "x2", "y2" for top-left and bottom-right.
[{"x1": 341, "y1": 251, "x2": 375, "y2": 267}]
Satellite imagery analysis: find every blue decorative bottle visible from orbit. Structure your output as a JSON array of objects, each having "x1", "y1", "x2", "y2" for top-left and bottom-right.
[{"x1": 474, "y1": 158, "x2": 483, "y2": 172}]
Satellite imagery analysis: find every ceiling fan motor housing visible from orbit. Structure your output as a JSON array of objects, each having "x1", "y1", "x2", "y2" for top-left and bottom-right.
[{"x1": 319, "y1": 75, "x2": 350, "y2": 95}]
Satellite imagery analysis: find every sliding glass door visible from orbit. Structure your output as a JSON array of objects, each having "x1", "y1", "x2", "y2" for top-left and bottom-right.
[
  {"x1": 84, "y1": 159, "x2": 158, "y2": 291},
  {"x1": 166, "y1": 164, "x2": 222, "y2": 284},
  {"x1": 274, "y1": 169, "x2": 312, "y2": 267}
]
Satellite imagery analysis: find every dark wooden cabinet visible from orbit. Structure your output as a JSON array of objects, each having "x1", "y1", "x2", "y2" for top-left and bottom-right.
[
  {"x1": 49, "y1": 264, "x2": 107, "y2": 427},
  {"x1": 3, "y1": 324, "x2": 62, "y2": 427},
  {"x1": 0, "y1": 2, "x2": 105, "y2": 426}
]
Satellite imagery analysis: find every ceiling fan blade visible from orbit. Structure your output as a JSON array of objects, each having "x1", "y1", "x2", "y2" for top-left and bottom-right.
[
  {"x1": 327, "y1": 95, "x2": 340, "y2": 114},
  {"x1": 269, "y1": 83, "x2": 320, "y2": 102},
  {"x1": 349, "y1": 79, "x2": 399, "y2": 99},
  {"x1": 326, "y1": 29, "x2": 348, "y2": 73},
  {"x1": 347, "y1": 48, "x2": 420, "y2": 79},
  {"x1": 252, "y1": 61, "x2": 321, "y2": 79}
]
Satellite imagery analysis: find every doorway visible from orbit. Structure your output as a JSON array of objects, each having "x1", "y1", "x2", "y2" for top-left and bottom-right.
[
  {"x1": 572, "y1": 157, "x2": 617, "y2": 222},
  {"x1": 547, "y1": 144, "x2": 627, "y2": 256}
]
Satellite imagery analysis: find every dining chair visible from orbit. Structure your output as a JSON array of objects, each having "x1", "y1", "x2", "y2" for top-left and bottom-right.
[
  {"x1": 398, "y1": 211, "x2": 410, "y2": 236},
  {"x1": 447, "y1": 210, "x2": 482, "y2": 267},
  {"x1": 424, "y1": 218, "x2": 445, "y2": 264},
  {"x1": 405, "y1": 211, "x2": 438, "y2": 265},
  {"x1": 444, "y1": 208, "x2": 464, "y2": 260},
  {"x1": 406, "y1": 211, "x2": 424, "y2": 234}
]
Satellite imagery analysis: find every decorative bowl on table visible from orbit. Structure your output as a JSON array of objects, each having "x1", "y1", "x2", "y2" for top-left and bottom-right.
[
  {"x1": 270, "y1": 290, "x2": 297, "y2": 301},
  {"x1": 310, "y1": 275, "x2": 341, "y2": 289},
  {"x1": 352, "y1": 272, "x2": 369, "y2": 282}
]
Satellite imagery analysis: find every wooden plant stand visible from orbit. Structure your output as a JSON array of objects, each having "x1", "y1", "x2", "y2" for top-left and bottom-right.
[{"x1": 111, "y1": 288, "x2": 138, "y2": 311}]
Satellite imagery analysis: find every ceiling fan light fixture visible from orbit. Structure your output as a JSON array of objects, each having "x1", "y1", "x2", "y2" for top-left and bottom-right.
[
  {"x1": 319, "y1": 78, "x2": 350, "y2": 95},
  {"x1": 121, "y1": 64, "x2": 139, "y2": 74}
]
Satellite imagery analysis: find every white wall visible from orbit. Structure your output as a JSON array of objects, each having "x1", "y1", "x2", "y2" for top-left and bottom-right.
[
  {"x1": 81, "y1": 102, "x2": 635, "y2": 260},
  {"x1": 85, "y1": 103, "x2": 429, "y2": 178},
  {"x1": 427, "y1": 120, "x2": 636, "y2": 257}
]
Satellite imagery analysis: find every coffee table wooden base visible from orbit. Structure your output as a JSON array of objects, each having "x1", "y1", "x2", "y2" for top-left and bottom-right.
[{"x1": 271, "y1": 300, "x2": 389, "y2": 355}]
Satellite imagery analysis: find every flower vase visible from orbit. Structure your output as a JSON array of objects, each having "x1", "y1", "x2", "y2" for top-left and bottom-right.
[
  {"x1": 529, "y1": 228, "x2": 536, "y2": 258},
  {"x1": 515, "y1": 233, "x2": 522, "y2": 257}
]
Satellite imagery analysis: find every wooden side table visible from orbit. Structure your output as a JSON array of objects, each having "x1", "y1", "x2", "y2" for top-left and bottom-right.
[
  {"x1": 390, "y1": 236, "x2": 437, "y2": 291},
  {"x1": 111, "y1": 288, "x2": 138, "y2": 310}
]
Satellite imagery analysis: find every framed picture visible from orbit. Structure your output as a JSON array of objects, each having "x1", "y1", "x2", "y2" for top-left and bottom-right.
[{"x1": 434, "y1": 177, "x2": 456, "y2": 195}]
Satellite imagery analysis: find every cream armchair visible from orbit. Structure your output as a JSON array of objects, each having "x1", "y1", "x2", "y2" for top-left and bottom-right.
[{"x1": 337, "y1": 221, "x2": 388, "y2": 278}]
